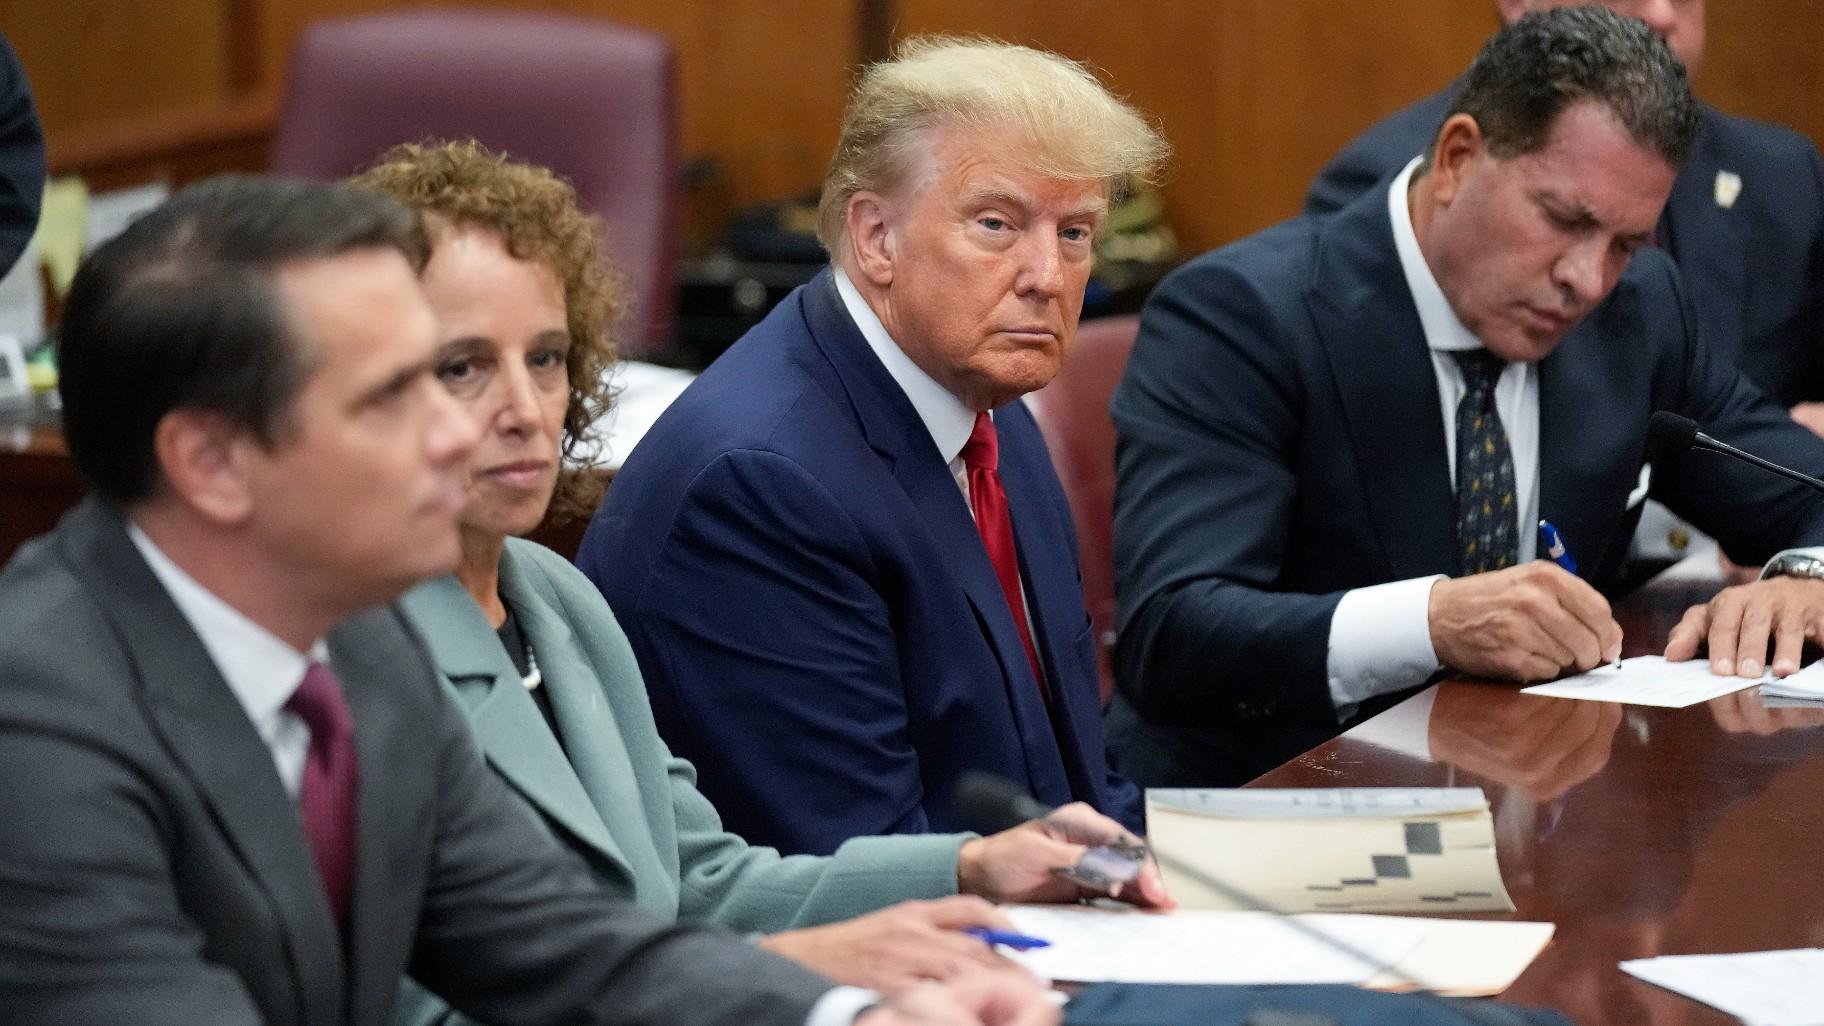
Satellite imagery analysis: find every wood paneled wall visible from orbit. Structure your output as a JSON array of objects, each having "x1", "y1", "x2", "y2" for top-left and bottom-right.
[{"x1": 5, "y1": 0, "x2": 1824, "y2": 252}]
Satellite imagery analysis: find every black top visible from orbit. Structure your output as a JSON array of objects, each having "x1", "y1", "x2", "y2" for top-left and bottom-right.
[{"x1": 496, "y1": 603, "x2": 564, "y2": 751}]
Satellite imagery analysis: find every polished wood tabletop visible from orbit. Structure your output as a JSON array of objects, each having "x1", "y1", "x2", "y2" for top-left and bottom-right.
[{"x1": 1252, "y1": 573, "x2": 1824, "y2": 1025}]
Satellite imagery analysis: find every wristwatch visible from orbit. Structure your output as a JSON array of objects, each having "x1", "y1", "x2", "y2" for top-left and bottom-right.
[{"x1": 1761, "y1": 552, "x2": 1824, "y2": 582}]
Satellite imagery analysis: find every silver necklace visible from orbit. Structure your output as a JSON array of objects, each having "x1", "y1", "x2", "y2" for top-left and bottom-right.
[{"x1": 522, "y1": 643, "x2": 543, "y2": 691}]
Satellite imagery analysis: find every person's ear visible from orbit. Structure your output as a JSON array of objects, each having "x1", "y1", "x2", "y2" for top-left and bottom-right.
[
  {"x1": 152, "y1": 409, "x2": 259, "y2": 527},
  {"x1": 1429, "y1": 113, "x2": 1487, "y2": 208},
  {"x1": 845, "y1": 191, "x2": 897, "y2": 288},
  {"x1": 1494, "y1": 0, "x2": 1532, "y2": 27}
]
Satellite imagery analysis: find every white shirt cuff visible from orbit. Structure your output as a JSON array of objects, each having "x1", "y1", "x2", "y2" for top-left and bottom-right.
[
  {"x1": 1326, "y1": 575, "x2": 1446, "y2": 713},
  {"x1": 806, "y1": 985, "x2": 880, "y2": 1026},
  {"x1": 1761, "y1": 547, "x2": 1824, "y2": 579}
]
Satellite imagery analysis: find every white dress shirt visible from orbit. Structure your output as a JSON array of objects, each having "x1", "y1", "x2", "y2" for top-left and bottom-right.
[
  {"x1": 1324, "y1": 158, "x2": 1541, "y2": 711},
  {"x1": 127, "y1": 523, "x2": 322, "y2": 798}
]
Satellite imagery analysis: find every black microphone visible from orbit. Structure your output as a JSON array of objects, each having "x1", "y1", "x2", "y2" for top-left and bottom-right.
[
  {"x1": 1648, "y1": 411, "x2": 1824, "y2": 493},
  {"x1": 953, "y1": 773, "x2": 1541, "y2": 1026},
  {"x1": 956, "y1": 771, "x2": 1056, "y2": 834}
]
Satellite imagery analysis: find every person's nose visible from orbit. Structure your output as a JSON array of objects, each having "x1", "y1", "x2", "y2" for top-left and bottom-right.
[
  {"x1": 1014, "y1": 231, "x2": 1068, "y2": 300},
  {"x1": 426, "y1": 380, "x2": 481, "y2": 470}
]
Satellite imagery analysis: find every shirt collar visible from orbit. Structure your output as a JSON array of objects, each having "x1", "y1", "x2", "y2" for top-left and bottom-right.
[
  {"x1": 1387, "y1": 157, "x2": 1485, "y2": 354},
  {"x1": 832, "y1": 267, "x2": 978, "y2": 464},
  {"x1": 126, "y1": 522, "x2": 326, "y2": 742}
]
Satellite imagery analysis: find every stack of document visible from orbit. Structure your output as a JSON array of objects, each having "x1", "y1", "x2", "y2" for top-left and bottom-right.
[
  {"x1": 1145, "y1": 788, "x2": 1514, "y2": 914},
  {"x1": 1003, "y1": 904, "x2": 1555, "y2": 996},
  {"x1": 1760, "y1": 659, "x2": 1824, "y2": 703},
  {"x1": 1621, "y1": 949, "x2": 1824, "y2": 1025}
]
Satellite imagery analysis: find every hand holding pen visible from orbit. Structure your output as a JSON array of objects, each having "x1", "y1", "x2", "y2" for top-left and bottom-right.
[{"x1": 1425, "y1": 523, "x2": 1623, "y2": 682}]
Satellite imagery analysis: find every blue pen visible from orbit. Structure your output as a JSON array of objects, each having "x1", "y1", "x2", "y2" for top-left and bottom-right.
[
  {"x1": 962, "y1": 927, "x2": 1051, "y2": 951},
  {"x1": 1540, "y1": 519, "x2": 1622, "y2": 669},
  {"x1": 1539, "y1": 519, "x2": 1579, "y2": 575}
]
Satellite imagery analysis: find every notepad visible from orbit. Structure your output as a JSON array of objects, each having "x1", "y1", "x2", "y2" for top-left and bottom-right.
[
  {"x1": 1760, "y1": 658, "x2": 1824, "y2": 703},
  {"x1": 1146, "y1": 788, "x2": 1514, "y2": 914},
  {"x1": 1521, "y1": 655, "x2": 1765, "y2": 707}
]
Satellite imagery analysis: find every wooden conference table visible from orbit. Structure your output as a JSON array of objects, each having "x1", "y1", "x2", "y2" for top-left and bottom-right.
[
  {"x1": 10, "y1": 406, "x2": 1823, "y2": 1023},
  {"x1": 1253, "y1": 573, "x2": 1824, "y2": 1024}
]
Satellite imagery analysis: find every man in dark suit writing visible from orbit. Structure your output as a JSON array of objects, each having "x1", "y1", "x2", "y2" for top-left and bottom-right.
[
  {"x1": 0, "y1": 176, "x2": 1052, "y2": 1026},
  {"x1": 1108, "y1": 8, "x2": 1824, "y2": 787}
]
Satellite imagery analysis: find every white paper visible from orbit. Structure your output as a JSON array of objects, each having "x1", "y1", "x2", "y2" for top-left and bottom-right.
[
  {"x1": 1002, "y1": 905, "x2": 1422, "y2": 985},
  {"x1": 1621, "y1": 949, "x2": 1824, "y2": 1026},
  {"x1": 1521, "y1": 655, "x2": 1764, "y2": 707},
  {"x1": 1147, "y1": 787, "x2": 1487, "y2": 820},
  {"x1": 1761, "y1": 659, "x2": 1824, "y2": 703}
]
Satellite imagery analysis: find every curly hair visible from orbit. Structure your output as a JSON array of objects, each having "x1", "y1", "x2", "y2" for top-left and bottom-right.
[{"x1": 349, "y1": 139, "x2": 626, "y2": 522}]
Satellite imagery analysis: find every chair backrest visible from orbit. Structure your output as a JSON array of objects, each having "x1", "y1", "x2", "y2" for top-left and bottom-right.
[
  {"x1": 271, "y1": 9, "x2": 678, "y2": 357},
  {"x1": 1023, "y1": 314, "x2": 1140, "y2": 702}
]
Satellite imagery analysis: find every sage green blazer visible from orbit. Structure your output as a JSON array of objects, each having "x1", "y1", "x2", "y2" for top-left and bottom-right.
[
  {"x1": 394, "y1": 539, "x2": 964, "y2": 1026},
  {"x1": 404, "y1": 537, "x2": 966, "y2": 923}
]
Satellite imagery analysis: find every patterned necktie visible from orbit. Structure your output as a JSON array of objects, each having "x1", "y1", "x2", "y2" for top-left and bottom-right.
[
  {"x1": 960, "y1": 412, "x2": 1046, "y2": 700},
  {"x1": 288, "y1": 662, "x2": 360, "y2": 935},
  {"x1": 1451, "y1": 349, "x2": 1519, "y2": 575}
]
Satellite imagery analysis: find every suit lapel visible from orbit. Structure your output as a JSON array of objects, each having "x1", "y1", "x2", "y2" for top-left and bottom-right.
[
  {"x1": 1305, "y1": 197, "x2": 1460, "y2": 580},
  {"x1": 997, "y1": 402, "x2": 1100, "y2": 803},
  {"x1": 802, "y1": 274, "x2": 1064, "y2": 799},
  {"x1": 401, "y1": 575, "x2": 632, "y2": 880},
  {"x1": 58, "y1": 500, "x2": 345, "y2": 1024},
  {"x1": 1536, "y1": 315, "x2": 1650, "y2": 586}
]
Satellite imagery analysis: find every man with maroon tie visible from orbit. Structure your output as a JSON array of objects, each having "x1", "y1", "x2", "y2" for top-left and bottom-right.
[
  {"x1": 582, "y1": 37, "x2": 1167, "y2": 855},
  {"x1": 0, "y1": 176, "x2": 1054, "y2": 1026}
]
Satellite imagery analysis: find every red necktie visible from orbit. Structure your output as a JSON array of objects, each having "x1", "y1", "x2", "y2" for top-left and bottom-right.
[
  {"x1": 960, "y1": 412, "x2": 1046, "y2": 700},
  {"x1": 288, "y1": 662, "x2": 359, "y2": 935}
]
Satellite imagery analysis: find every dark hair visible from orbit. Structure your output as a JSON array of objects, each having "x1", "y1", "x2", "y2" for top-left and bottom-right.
[
  {"x1": 57, "y1": 175, "x2": 426, "y2": 504},
  {"x1": 1434, "y1": 5, "x2": 1698, "y2": 169}
]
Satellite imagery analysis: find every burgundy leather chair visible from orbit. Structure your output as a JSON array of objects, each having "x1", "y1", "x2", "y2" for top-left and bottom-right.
[
  {"x1": 271, "y1": 9, "x2": 678, "y2": 357},
  {"x1": 1023, "y1": 314, "x2": 1140, "y2": 703}
]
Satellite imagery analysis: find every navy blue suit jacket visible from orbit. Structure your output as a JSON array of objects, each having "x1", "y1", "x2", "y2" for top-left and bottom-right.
[
  {"x1": 1108, "y1": 184, "x2": 1824, "y2": 786},
  {"x1": 0, "y1": 33, "x2": 43, "y2": 279},
  {"x1": 579, "y1": 271, "x2": 1141, "y2": 855},
  {"x1": 1306, "y1": 94, "x2": 1824, "y2": 405}
]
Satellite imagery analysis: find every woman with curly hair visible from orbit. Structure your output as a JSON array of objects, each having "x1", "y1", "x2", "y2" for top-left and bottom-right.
[{"x1": 352, "y1": 141, "x2": 1164, "y2": 1026}]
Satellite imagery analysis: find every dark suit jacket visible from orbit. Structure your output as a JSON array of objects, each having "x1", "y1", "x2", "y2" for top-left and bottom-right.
[
  {"x1": 1108, "y1": 184, "x2": 1824, "y2": 786},
  {"x1": 0, "y1": 32, "x2": 42, "y2": 277},
  {"x1": 0, "y1": 500, "x2": 832, "y2": 1026},
  {"x1": 580, "y1": 270, "x2": 1142, "y2": 856},
  {"x1": 1305, "y1": 93, "x2": 1824, "y2": 405}
]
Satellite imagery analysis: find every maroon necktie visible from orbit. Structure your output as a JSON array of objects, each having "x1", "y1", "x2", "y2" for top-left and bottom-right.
[
  {"x1": 288, "y1": 662, "x2": 359, "y2": 934},
  {"x1": 960, "y1": 412, "x2": 1046, "y2": 700}
]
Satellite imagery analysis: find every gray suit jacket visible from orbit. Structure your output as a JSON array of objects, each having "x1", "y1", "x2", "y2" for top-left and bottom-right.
[
  {"x1": 393, "y1": 539, "x2": 966, "y2": 1025},
  {"x1": 0, "y1": 499, "x2": 834, "y2": 1026}
]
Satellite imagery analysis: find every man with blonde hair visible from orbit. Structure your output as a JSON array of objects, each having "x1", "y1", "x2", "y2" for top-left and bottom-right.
[{"x1": 582, "y1": 37, "x2": 1167, "y2": 855}]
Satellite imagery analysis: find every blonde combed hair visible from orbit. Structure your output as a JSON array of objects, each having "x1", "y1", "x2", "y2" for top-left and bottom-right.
[{"x1": 817, "y1": 35, "x2": 1171, "y2": 256}]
